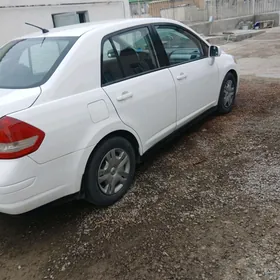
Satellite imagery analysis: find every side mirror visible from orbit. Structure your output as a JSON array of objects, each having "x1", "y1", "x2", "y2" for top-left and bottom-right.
[
  {"x1": 107, "y1": 49, "x2": 116, "y2": 58},
  {"x1": 209, "y1": 45, "x2": 221, "y2": 57}
]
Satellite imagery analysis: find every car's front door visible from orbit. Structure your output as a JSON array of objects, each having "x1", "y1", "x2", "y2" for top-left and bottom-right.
[
  {"x1": 154, "y1": 25, "x2": 220, "y2": 128},
  {"x1": 101, "y1": 26, "x2": 177, "y2": 152}
]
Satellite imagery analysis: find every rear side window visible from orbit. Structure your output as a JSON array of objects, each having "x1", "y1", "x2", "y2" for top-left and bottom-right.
[
  {"x1": 101, "y1": 27, "x2": 159, "y2": 86},
  {"x1": 0, "y1": 37, "x2": 77, "y2": 89},
  {"x1": 102, "y1": 39, "x2": 124, "y2": 85}
]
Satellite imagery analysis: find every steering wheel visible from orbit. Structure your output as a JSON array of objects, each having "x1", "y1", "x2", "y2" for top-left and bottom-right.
[{"x1": 168, "y1": 49, "x2": 178, "y2": 59}]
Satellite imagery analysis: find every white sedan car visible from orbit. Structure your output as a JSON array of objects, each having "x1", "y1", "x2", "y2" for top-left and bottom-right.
[{"x1": 0, "y1": 18, "x2": 239, "y2": 214}]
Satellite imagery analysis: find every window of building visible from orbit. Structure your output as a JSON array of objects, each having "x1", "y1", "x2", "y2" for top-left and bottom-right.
[{"x1": 52, "y1": 11, "x2": 89, "y2": 28}]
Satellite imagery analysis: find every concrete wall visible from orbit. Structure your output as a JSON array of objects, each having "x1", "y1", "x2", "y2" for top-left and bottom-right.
[
  {"x1": 149, "y1": 0, "x2": 195, "y2": 17},
  {"x1": 0, "y1": 0, "x2": 130, "y2": 46},
  {"x1": 160, "y1": 1, "x2": 255, "y2": 22},
  {"x1": 210, "y1": 15, "x2": 254, "y2": 34},
  {"x1": 188, "y1": 15, "x2": 253, "y2": 35},
  {"x1": 188, "y1": 21, "x2": 211, "y2": 35},
  {"x1": 255, "y1": 11, "x2": 280, "y2": 26},
  {"x1": 161, "y1": 5, "x2": 206, "y2": 22},
  {"x1": 187, "y1": 13, "x2": 280, "y2": 35}
]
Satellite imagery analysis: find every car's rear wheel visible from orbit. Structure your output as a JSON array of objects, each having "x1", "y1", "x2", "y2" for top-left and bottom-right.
[
  {"x1": 217, "y1": 72, "x2": 237, "y2": 114},
  {"x1": 84, "y1": 137, "x2": 136, "y2": 206}
]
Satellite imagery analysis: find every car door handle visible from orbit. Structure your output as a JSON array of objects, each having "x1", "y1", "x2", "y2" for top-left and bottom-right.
[
  {"x1": 116, "y1": 91, "x2": 133, "y2": 101},
  {"x1": 176, "y1": 73, "x2": 187, "y2": 81}
]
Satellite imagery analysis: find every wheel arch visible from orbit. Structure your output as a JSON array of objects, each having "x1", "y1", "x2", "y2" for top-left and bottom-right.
[
  {"x1": 217, "y1": 68, "x2": 238, "y2": 114},
  {"x1": 219, "y1": 69, "x2": 238, "y2": 94},
  {"x1": 78, "y1": 129, "x2": 142, "y2": 197},
  {"x1": 92, "y1": 130, "x2": 141, "y2": 160},
  {"x1": 228, "y1": 69, "x2": 238, "y2": 84}
]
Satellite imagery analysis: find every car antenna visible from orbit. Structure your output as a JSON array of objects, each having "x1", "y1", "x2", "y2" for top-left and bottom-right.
[{"x1": 25, "y1": 22, "x2": 49, "y2": 34}]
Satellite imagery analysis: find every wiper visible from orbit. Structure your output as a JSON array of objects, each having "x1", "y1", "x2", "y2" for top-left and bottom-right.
[{"x1": 25, "y1": 22, "x2": 49, "y2": 34}]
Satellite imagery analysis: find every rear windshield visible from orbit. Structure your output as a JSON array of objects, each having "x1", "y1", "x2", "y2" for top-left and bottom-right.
[{"x1": 0, "y1": 37, "x2": 78, "y2": 89}]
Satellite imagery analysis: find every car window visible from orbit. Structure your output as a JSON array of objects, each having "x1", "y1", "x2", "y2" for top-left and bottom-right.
[
  {"x1": 0, "y1": 37, "x2": 77, "y2": 89},
  {"x1": 19, "y1": 41, "x2": 62, "y2": 74},
  {"x1": 102, "y1": 39, "x2": 123, "y2": 85},
  {"x1": 111, "y1": 27, "x2": 158, "y2": 79},
  {"x1": 155, "y1": 26, "x2": 206, "y2": 66}
]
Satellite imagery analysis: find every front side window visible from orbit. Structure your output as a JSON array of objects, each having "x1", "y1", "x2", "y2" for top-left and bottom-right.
[
  {"x1": 0, "y1": 37, "x2": 77, "y2": 89},
  {"x1": 155, "y1": 26, "x2": 206, "y2": 66}
]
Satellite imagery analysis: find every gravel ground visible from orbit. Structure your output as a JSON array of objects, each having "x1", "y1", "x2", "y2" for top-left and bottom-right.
[{"x1": 1, "y1": 77, "x2": 280, "y2": 280}]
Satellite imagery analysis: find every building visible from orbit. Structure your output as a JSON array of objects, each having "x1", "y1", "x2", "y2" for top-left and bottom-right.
[
  {"x1": 129, "y1": 0, "x2": 204, "y2": 18},
  {"x1": 0, "y1": 0, "x2": 130, "y2": 46}
]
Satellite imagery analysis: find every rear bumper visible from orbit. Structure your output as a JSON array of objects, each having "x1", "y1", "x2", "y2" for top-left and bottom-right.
[
  {"x1": 0, "y1": 183, "x2": 71, "y2": 215},
  {"x1": 0, "y1": 150, "x2": 85, "y2": 215}
]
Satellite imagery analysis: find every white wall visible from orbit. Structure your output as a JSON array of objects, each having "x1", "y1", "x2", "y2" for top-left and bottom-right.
[
  {"x1": 1, "y1": 0, "x2": 129, "y2": 13},
  {"x1": 0, "y1": 0, "x2": 130, "y2": 46}
]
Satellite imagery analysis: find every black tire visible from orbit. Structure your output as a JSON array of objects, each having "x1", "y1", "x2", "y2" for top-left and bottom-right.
[
  {"x1": 84, "y1": 137, "x2": 136, "y2": 206},
  {"x1": 217, "y1": 72, "x2": 237, "y2": 114}
]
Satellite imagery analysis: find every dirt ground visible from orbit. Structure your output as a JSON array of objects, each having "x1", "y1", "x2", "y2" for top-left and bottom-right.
[{"x1": 1, "y1": 31, "x2": 280, "y2": 280}]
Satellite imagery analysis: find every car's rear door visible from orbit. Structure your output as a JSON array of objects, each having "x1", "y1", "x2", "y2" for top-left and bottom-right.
[
  {"x1": 101, "y1": 26, "x2": 177, "y2": 152},
  {"x1": 153, "y1": 24, "x2": 220, "y2": 128}
]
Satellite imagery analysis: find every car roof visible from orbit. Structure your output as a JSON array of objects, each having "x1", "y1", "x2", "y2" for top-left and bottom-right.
[{"x1": 20, "y1": 18, "x2": 183, "y2": 39}]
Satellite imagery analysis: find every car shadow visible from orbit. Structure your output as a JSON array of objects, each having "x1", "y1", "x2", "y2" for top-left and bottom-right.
[{"x1": 138, "y1": 108, "x2": 217, "y2": 171}]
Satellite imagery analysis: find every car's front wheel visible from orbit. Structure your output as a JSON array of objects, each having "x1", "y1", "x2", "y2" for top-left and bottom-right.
[
  {"x1": 84, "y1": 137, "x2": 136, "y2": 206},
  {"x1": 217, "y1": 72, "x2": 237, "y2": 114}
]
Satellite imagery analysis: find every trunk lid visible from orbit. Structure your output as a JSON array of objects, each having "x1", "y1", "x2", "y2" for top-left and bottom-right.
[{"x1": 0, "y1": 87, "x2": 41, "y2": 118}]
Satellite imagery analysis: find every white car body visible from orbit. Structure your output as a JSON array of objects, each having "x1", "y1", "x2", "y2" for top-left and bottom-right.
[{"x1": 0, "y1": 18, "x2": 239, "y2": 214}]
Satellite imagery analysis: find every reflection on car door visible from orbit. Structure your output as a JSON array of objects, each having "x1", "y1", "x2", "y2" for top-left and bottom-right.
[
  {"x1": 101, "y1": 26, "x2": 177, "y2": 152},
  {"x1": 155, "y1": 25, "x2": 220, "y2": 128}
]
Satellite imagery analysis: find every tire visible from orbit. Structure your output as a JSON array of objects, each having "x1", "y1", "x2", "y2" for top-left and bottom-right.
[
  {"x1": 84, "y1": 137, "x2": 136, "y2": 207},
  {"x1": 217, "y1": 72, "x2": 237, "y2": 114}
]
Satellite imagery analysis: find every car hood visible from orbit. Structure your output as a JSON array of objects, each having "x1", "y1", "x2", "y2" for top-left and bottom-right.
[{"x1": 0, "y1": 87, "x2": 41, "y2": 118}]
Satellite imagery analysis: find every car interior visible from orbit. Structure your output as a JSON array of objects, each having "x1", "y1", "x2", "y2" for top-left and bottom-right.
[{"x1": 102, "y1": 33, "x2": 158, "y2": 85}]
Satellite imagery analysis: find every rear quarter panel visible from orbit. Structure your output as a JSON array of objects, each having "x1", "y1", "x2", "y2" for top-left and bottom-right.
[
  {"x1": 9, "y1": 30, "x2": 143, "y2": 192},
  {"x1": 10, "y1": 88, "x2": 142, "y2": 163}
]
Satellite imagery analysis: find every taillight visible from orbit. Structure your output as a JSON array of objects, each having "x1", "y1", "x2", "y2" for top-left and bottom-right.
[{"x1": 0, "y1": 116, "x2": 45, "y2": 159}]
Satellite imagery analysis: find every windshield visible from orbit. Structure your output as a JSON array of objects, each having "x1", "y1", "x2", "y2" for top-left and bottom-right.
[{"x1": 0, "y1": 37, "x2": 78, "y2": 89}]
